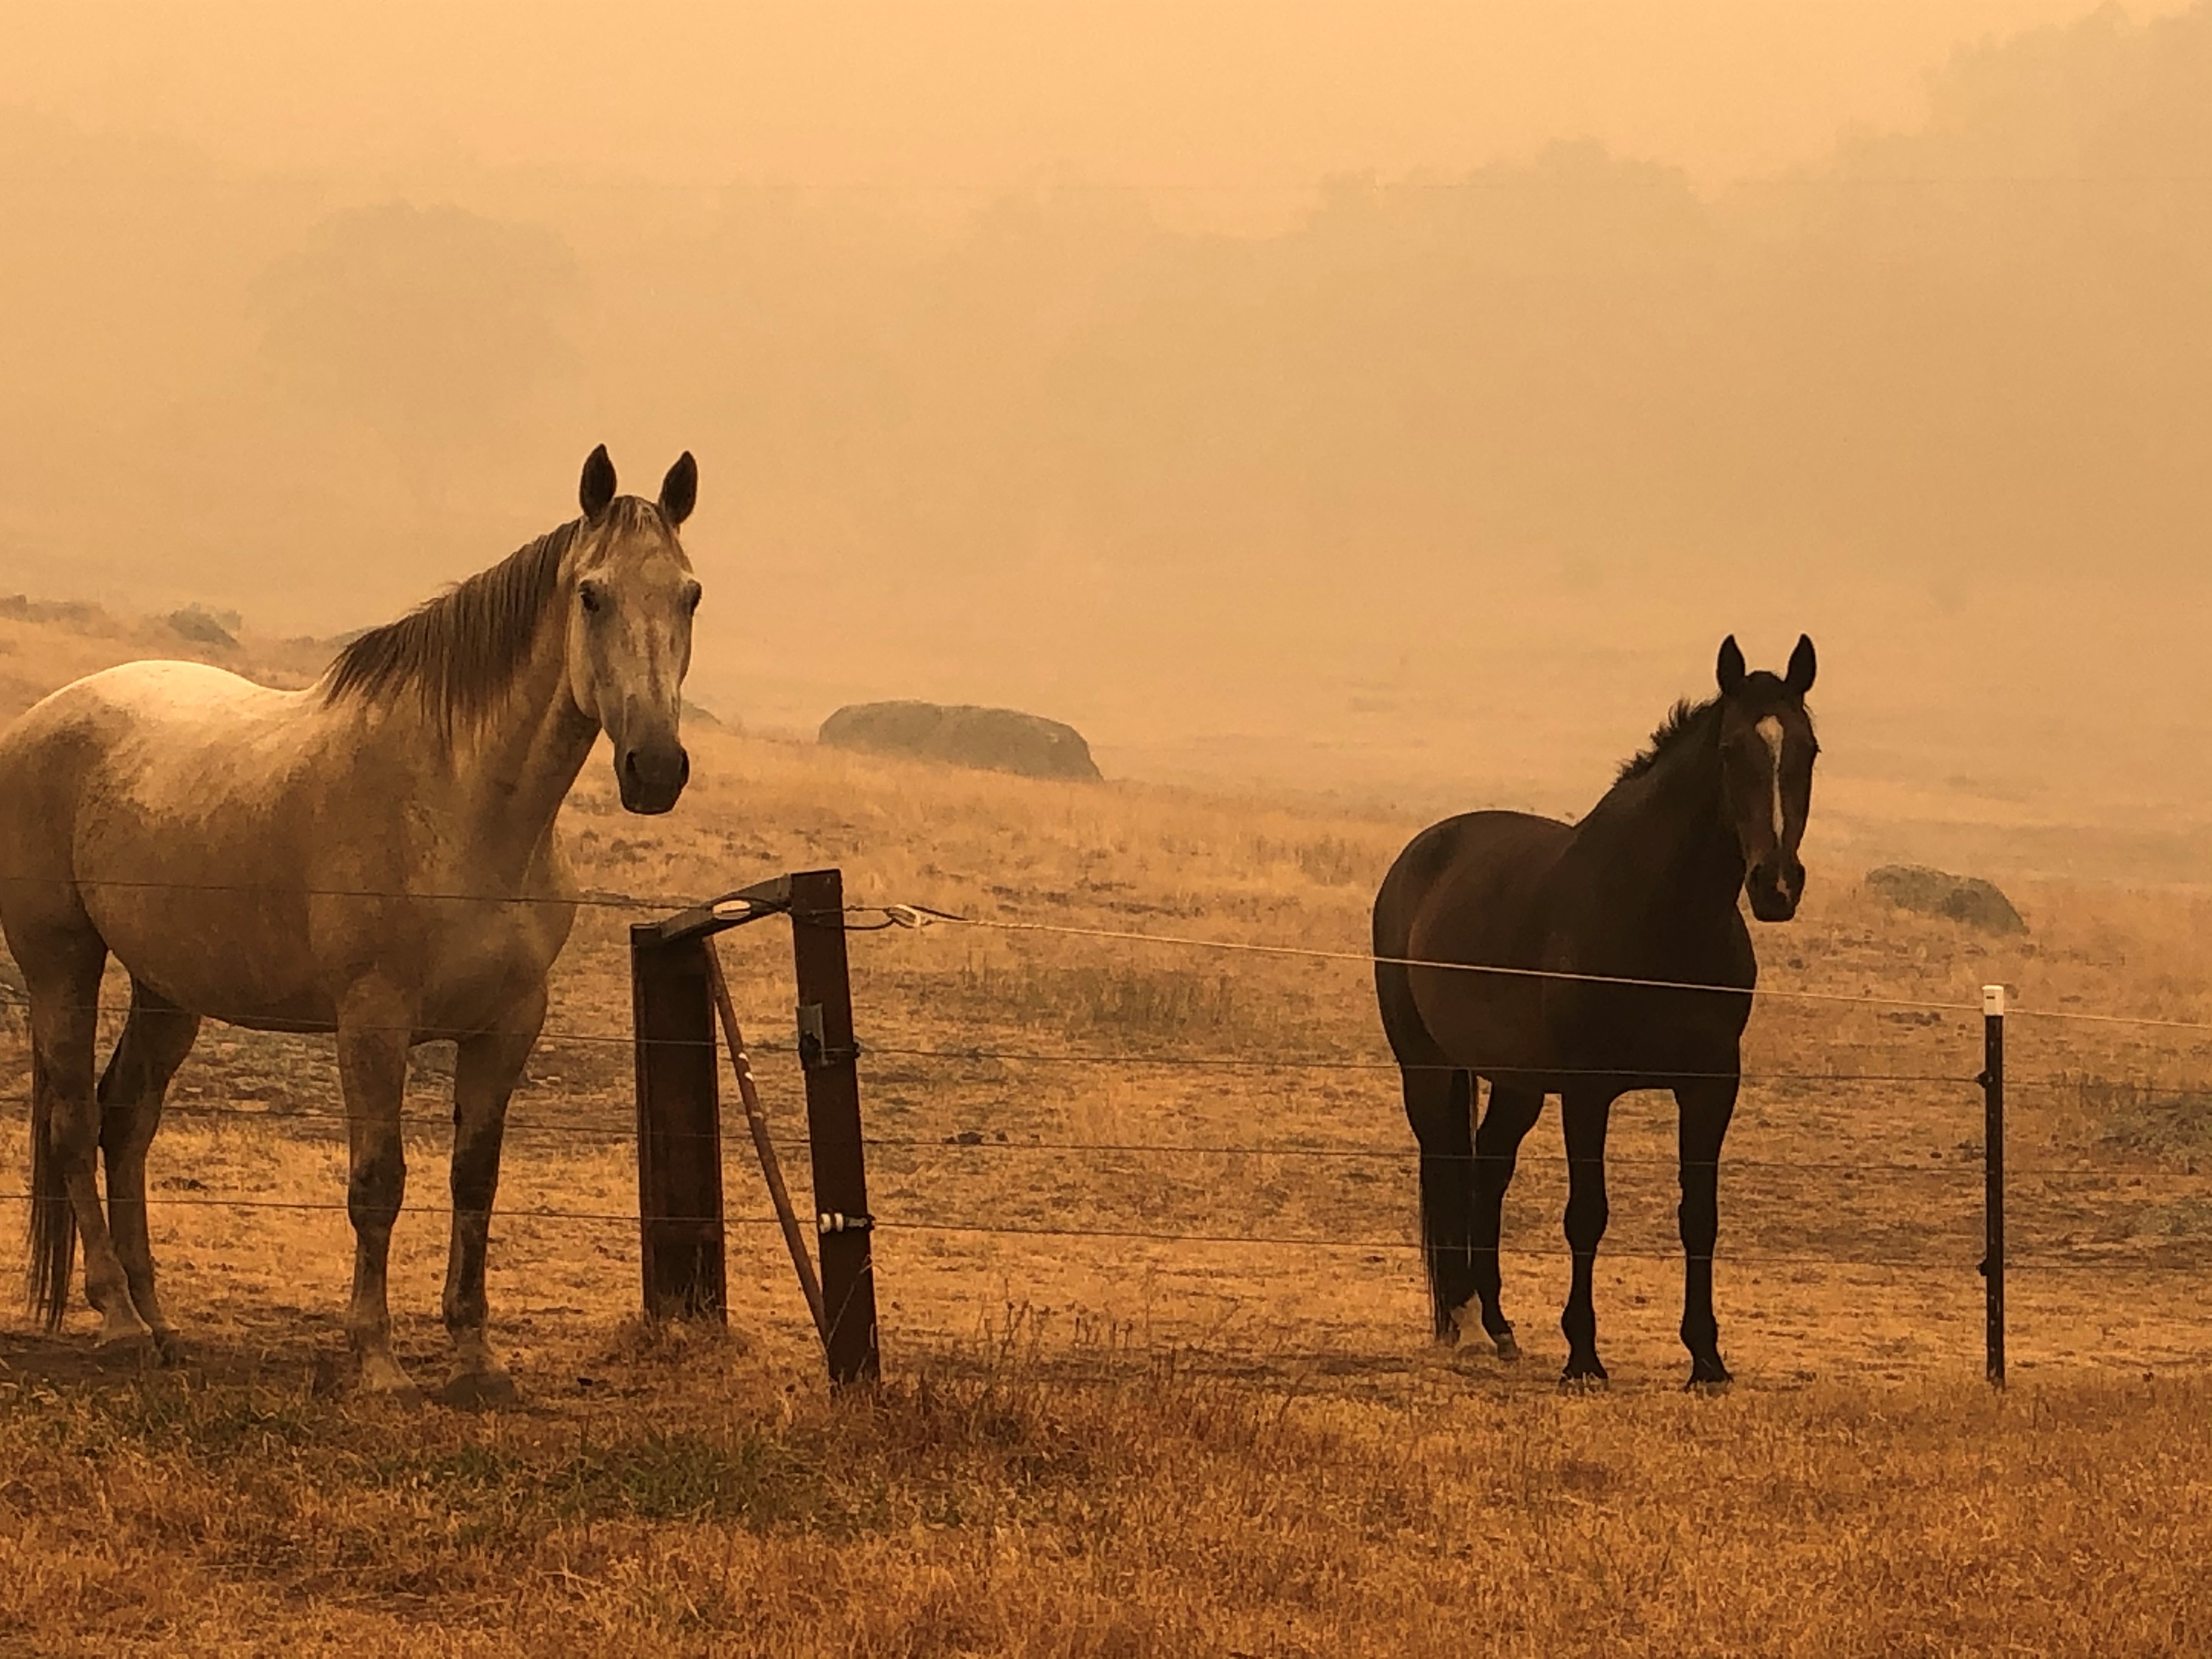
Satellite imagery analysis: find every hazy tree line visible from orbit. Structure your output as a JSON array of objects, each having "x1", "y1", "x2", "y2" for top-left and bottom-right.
[{"x1": 3, "y1": 4, "x2": 2209, "y2": 634}]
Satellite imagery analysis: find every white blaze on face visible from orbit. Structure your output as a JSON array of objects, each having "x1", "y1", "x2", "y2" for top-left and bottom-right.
[{"x1": 1756, "y1": 716, "x2": 1786, "y2": 843}]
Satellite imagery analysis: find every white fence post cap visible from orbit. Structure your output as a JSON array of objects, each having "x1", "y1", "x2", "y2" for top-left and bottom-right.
[{"x1": 1982, "y1": 984, "x2": 2008, "y2": 1016}]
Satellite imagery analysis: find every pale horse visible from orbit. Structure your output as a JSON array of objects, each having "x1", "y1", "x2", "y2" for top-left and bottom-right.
[{"x1": 0, "y1": 445, "x2": 701, "y2": 1402}]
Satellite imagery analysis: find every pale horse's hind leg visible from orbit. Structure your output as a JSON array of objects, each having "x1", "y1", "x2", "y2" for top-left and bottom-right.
[
  {"x1": 98, "y1": 980, "x2": 201, "y2": 1362},
  {"x1": 335, "y1": 986, "x2": 419, "y2": 1397},
  {"x1": 436, "y1": 991, "x2": 545, "y2": 1408},
  {"x1": 22, "y1": 929, "x2": 153, "y2": 1349}
]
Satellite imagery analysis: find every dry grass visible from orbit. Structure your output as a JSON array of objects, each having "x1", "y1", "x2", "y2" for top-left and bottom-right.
[
  {"x1": 4, "y1": 606, "x2": 2212, "y2": 1652},
  {"x1": 5, "y1": 1341, "x2": 2212, "y2": 1656}
]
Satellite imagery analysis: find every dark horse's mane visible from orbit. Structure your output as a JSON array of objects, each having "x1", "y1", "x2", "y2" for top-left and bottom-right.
[
  {"x1": 1613, "y1": 695, "x2": 1721, "y2": 784},
  {"x1": 320, "y1": 499, "x2": 656, "y2": 733}
]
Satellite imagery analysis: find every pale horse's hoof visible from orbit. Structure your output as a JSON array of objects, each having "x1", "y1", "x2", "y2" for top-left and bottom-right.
[
  {"x1": 436, "y1": 1368, "x2": 520, "y2": 1410},
  {"x1": 356, "y1": 1353, "x2": 425, "y2": 1405}
]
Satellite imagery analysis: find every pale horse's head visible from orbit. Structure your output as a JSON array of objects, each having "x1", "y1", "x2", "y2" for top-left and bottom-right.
[{"x1": 563, "y1": 444, "x2": 702, "y2": 815}]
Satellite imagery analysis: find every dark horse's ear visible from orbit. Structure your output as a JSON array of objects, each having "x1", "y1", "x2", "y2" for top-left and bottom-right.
[
  {"x1": 580, "y1": 444, "x2": 618, "y2": 521},
  {"x1": 658, "y1": 452, "x2": 697, "y2": 527},
  {"x1": 1716, "y1": 635, "x2": 1748, "y2": 697},
  {"x1": 1784, "y1": 633, "x2": 1817, "y2": 696}
]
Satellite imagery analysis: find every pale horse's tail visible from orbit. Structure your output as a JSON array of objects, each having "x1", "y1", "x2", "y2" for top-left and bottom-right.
[{"x1": 25, "y1": 1046, "x2": 76, "y2": 1331}]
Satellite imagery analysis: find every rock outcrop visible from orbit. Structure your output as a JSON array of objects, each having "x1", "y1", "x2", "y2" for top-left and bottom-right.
[
  {"x1": 1865, "y1": 865, "x2": 2027, "y2": 934},
  {"x1": 819, "y1": 700, "x2": 1102, "y2": 781}
]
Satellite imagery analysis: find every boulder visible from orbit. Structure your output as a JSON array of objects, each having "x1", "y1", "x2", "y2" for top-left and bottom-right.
[
  {"x1": 1865, "y1": 865, "x2": 2027, "y2": 934},
  {"x1": 167, "y1": 606, "x2": 238, "y2": 650},
  {"x1": 819, "y1": 700, "x2": 1102, "y2": 781}
]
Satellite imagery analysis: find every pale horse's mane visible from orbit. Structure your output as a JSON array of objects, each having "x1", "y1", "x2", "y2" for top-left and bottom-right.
[{"x1": 317, "y1": 499, "x2": 662, "y2": 736}]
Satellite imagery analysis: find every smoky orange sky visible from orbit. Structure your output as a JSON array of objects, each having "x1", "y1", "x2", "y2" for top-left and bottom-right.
[
  {"x1": 5, "y1": 1, "x2": 2212, "y2": 882},
  {"x1": 6, "y1": 2, "x2": 2194, "y2": 198}
]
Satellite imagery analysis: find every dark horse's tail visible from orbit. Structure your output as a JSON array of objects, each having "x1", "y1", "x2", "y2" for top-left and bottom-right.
[
  {"x1": 26, "y1": 1049, "x2": 75, "y2": 1331},
  {"x1": 1407, "y1": 1059, "x2": 1477, "y2": 1339},
  {"x1": 1375, "y1": 861, "x2": 1477, "y2": 1341}
]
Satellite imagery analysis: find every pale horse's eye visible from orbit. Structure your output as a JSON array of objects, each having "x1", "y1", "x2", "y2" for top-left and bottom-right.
[{"x1": 682, "y1": 582, "x2": 703, "y2": 614}]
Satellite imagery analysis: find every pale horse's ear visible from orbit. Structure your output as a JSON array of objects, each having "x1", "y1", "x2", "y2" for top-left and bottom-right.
[
  {"x1": 658, "y1": 452, "x2": 697, "y2": 527},
  {"x1": 1716, "y1": 634, "x2": 1748, "y2": 698},
  {"x1": 579, "y1": 444, "x2": 618, "y2": 520},
  {"x1": 1784, "y1": 633, "x2": 1817, "y2": 696}
]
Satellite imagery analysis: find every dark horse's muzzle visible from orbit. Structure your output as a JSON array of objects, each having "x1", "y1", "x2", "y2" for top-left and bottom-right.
[
  {"x1": 618, "y1": 738, "x2": 691, "y2": 815},
  {"x1": 1746, "y1": 855, "x2": 1805, "y2": 923}
]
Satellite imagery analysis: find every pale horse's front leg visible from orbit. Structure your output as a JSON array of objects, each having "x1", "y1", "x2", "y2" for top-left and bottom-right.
[
  {"x1": 436, "y1": 988, "x2": 546, "y2": 1408},
  {"x1": 335, "y1": 985, "x2": 419, "y2": 1398}
]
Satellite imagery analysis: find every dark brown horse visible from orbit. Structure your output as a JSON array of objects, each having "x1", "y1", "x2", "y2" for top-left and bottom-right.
[{"x1": 1373, "y1": 635, "x2": 1817, "y2": 1387}]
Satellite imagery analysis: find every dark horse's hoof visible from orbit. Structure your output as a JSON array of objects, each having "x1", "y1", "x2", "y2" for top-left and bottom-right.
[
  {"x1": 1559, "y1": 1357, "x2": 1610, "y2": 1390},
  {"x1": 1685, "y1": 1357, "x2": 1733, "y2": 1393},
  {"x1": 1458, "y1": 1307, "x2": 1521, "y2": 1361}
]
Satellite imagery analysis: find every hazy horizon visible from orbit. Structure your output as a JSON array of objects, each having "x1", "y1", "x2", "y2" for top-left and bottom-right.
[{"x1": 5, "y1": 1, "x2": 2211, "y2": 881}]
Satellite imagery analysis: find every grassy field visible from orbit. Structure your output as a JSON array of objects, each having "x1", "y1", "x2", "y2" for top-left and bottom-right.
[{"x1": 3, "y1": 603, "x2": 2212, "y2": 1653}]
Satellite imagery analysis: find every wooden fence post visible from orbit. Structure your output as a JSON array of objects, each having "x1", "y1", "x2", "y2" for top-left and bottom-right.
[
  {"x1": 788, "y1": 867, "x2": 882, "y2": 1388},
  {"x1": 629, "y1": 925, "x2": 727, "y2": 1322}
]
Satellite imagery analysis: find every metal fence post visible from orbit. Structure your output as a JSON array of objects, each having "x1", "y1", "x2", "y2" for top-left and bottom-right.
[
  {"x1": 1981, "y1": 983, "x2": 2007, "y2": 1386},
  {"x1": 629, "y1": 926, "x2": 727, "y2": 1322},
  {"x1": 788, "y1": 867, "x2": 882, "y2": 1388}
]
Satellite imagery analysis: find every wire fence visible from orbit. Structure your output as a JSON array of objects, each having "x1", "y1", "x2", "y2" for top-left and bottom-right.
[{"x1": 6, "y1": 874, "x2": 2212, "y2": 1357}]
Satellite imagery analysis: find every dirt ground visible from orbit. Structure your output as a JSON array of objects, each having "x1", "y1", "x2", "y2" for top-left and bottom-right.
[{"x1": 5, "y1": 613, "x2": 2212, "y2": 1652}]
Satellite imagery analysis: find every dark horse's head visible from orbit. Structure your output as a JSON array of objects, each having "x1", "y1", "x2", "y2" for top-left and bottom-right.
[{"x1": 1715, "y1": 633, "x2": 1818, "y2": 922}]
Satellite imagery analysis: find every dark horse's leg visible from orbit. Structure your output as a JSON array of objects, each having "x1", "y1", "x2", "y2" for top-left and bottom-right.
[
  {"x1": 1559, "y1": 1088, "x2": 1615, "y2": 1383},
  {"x1": 1403, "y1": 1064, "x2": 1475, "y2": 1342},
  {"x1": 1470, "y1": 1083, "x2": 1544, "y2": 1358},
  {"x1": 1674, "y1": 1077, "x2": 1738, "y2": 1388}
]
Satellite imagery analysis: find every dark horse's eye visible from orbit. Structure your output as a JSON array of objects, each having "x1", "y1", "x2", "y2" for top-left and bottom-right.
[{"x1": 579, "y1": 582, "x2": 605, "y2": 615}]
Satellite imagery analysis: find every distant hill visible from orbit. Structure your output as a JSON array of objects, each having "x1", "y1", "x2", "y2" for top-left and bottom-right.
[{"x1": 0, "y1": 594, "x2": 345, "y2": 724}]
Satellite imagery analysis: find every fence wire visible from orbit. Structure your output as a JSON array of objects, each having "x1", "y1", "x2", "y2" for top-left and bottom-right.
[{"x1": 5, "y1": 877, "x2": 2212, "y2": 1316}]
